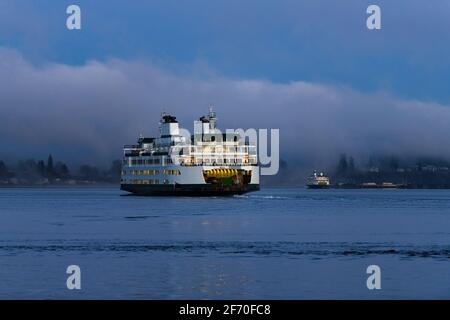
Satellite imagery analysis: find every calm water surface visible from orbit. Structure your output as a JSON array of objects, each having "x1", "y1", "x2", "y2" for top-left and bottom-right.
[{"x1": 0, "y1": 187, "x2": 450, "y2": 299}]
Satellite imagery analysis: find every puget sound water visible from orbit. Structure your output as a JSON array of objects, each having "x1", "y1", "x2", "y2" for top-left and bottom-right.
[{"x1": 0, "y1": 186, "x2": 449, "y2": 299}]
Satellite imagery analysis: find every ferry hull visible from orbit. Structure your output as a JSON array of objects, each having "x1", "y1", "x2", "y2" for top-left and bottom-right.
[
  {"x1": 307, "y1": 184, "x2": 330, "y2": 189},
  {"x1": 121, "y1": 183, "x2": 260, "y2": 196}
]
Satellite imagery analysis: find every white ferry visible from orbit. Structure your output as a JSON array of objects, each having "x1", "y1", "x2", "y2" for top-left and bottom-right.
[
  {"x1": 306, "y1": 171, "x2": 330, "y2": 189},
  {"x1": 120, "y1": 109, "x2": 260, "y2": 196}
]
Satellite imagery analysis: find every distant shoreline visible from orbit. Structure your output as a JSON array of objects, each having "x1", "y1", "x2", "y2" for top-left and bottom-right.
[
  {"x1": 2, "y1": 184, "x2": 450, "y2": 190},
  {"x1": 0, "y1": 183, "x2": 119, "y2": 188}
]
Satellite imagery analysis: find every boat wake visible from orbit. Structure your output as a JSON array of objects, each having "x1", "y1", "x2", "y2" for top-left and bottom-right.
[{"x1": 233, "y1": 194, "x2": 290, "y2": 200}]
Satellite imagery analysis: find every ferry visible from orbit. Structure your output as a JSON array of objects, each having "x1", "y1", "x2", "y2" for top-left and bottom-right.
[
  {"x1": 306, "y1": 171, "x2": 330, "y2": 189},
  {"x1": 120, "y1": 109, "x2": 260, "y2": 196}
]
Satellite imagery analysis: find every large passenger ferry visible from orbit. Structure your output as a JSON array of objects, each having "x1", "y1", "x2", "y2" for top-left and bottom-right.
[{"x1": 120, "y1": 109, "x2": 260, "y2": 196}]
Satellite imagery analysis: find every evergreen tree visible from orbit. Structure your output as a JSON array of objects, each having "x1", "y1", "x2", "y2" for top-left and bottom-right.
[
  {"x1": 60, "y1": 164, "x2": 70, "y2": 177},
  {"x1": 55, "y1": 161, "x2": 70, "y2": 179},
  {"x1": 0, "y1": 161, "x2": 7, "y2": 178},
  {"x1": 47, "y1": 155, "x2": 54, "y2": 176}
]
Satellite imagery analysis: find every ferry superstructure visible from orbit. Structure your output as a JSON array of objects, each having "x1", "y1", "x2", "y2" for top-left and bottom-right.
[{"x1": 120, "y1": 109, "x2": 260, "y2": 196}]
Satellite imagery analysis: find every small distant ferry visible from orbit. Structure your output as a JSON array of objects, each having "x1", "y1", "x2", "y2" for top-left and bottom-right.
[
  {"x1": 306, "y1": 171, "x2": 330, "y2": 189},
  {"x1": 120, "y1": 109, "x2": 260, "y2": 196}
]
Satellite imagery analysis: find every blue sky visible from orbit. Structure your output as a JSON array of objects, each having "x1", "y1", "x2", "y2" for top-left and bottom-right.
[{"x1": 1, "y1": 0, "x2": 450, "y2": 103}]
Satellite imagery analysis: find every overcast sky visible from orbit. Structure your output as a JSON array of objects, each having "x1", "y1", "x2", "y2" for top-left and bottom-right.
[{"x1": 1, "y1": 1, "x2": 450, "y2": 169}]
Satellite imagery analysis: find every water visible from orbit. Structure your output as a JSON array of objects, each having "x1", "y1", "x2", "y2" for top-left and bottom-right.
[{"x1": 0, "y1": 187, "x2": 450, "y2": 299}]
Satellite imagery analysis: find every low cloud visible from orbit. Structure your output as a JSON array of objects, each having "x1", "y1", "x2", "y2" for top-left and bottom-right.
[{"x1": 1, "y1": 47, "x2": 450, "y2": 169}]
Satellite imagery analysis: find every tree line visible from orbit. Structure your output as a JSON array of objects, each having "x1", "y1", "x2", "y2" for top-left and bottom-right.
[
  {"x1": 333, "y1": 153, "x2": 450, "y2": 188},
  {"x1": 0, "y1": 155, "x2": 121, "y2": 184}
]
